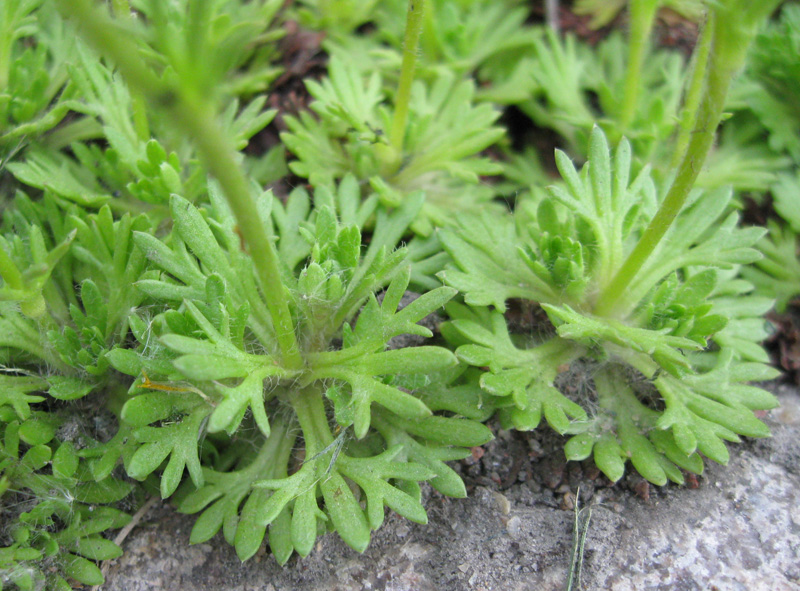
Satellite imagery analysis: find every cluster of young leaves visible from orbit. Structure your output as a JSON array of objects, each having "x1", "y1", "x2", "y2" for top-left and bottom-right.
[
  {"x1": 484, "y1": 25, "x2": 717, "y2": 187},
  {"x1": 280, "y1": 0, "x2": 548, "y2": 236},
  {"x1": 743, "y1": 172, "x2": 800, "y2": 312},
  {"x1": 0, "y1": 194, "x2": 142, "y2": 591},
  {"x1": 742, "y1": 3, "x2": 800, "y2": 167},
  {"x1": 478, "y1": 10, "x2": 791, "y2": 200},
  {"x1": 295, "y1": 0, "x2": 534, "y2": 75},
  {"x1": 439, "y1": 127, "x2": 778, "y2": 486}
]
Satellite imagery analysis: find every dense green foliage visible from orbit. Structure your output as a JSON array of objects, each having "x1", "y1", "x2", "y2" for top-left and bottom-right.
[{"x1": 0, "y1": 0, "x2": 796, "y2": 588}]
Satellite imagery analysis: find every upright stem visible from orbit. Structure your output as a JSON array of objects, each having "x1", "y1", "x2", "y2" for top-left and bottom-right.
[
  {"x1": 670, "y1": 13, "x2": 713, "y2": 169},
  {"x1": 619, "y1": 0, "x2": 659, "y2": 133},
  {"x1": 594, "y1": 4, "x2": 767, "y2": 318},
  {"x1": 388, "y1": 0, "x2": 426, "y2": 156},
  {"x1": 55, "y1": 0, "x2": 303, "y2": 369}
]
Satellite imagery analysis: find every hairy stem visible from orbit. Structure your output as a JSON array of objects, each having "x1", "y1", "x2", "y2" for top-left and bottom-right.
[
  {"x1": 55, "y1": 0, "x2": 303, "y2": 369},
  {"x1": 670, "y1": 13, "x2": 713, "y2": 169},
  {"x1": 594, "y1": 3, "x2": 772, "y2": 318},
  {"x1": 388, "y1": 0, "x2": 426, "y2": 156},
  {"x1": 291, "y1": 387, "x2": 334, "y2": 461}
]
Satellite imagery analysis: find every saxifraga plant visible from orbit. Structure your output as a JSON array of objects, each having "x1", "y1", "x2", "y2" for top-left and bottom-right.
[
  {"x1": 0, "y1": 0, "x2": 791, "y2": 587},
  {"x1": 439, "y1": 1, "x2": 782, "y2": 485},
  {"x1": 48, "y1": 0, "x2": 491, "y2": 568}
]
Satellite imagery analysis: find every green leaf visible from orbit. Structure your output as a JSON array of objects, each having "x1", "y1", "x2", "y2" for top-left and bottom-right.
[
  {"x1": 73, "y1": 537, "x2": 123, "y2": 561},
  {"x1": 234, "y1": 488, "x2": 271, "y2": 561},
  {"x1": 63, "y1": 554, "x2": 104, "y2": 586},
  {"x1": 126, "y1": 405, "x2": 210, "y2": 497},
  {"x1": 593, "y1": 435, "x2": 625, "y2": 483},
  {"x1": 291, "y1": 489, "x2": 321, "y2": 558},
  {"x1": 393, "y1": 415, "x2": 493, "y2": 448},
  {"x1": 52, "y1": 442, "x2": 79, "y2": 478},
  {"x1": 18, "y1": 416, "x2": 55, "y2": 446},
  {"x1": 320, "y1": 471, "x2": 370, "y2": 553},
  {"x1": 268, "y1": 506, "x2": 294, "y2": 566},
  {"x1": 47, "y1": 375, "x2": 93, "y2": 400},
  {"x1": 74, "y1": 478, "x2": 133, "y2": 504},
  {"x1": 207, "y1": 368, "x2": 275, "y2": 436},
  {"x1": 439, "y1": 213, "x2": 555, "y2": 310},
  {"x1": 0, "y1": 375, "x2": 46, "y2": 420}
]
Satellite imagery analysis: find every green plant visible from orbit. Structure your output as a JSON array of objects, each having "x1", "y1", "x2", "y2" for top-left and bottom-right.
[
  {"x1": 439, "y1": 0, "x2": 783, "y2": 485},
  {"x1": 1, "y1": 1, "x2": 491, "y2": 582},
  {"x1": 101, "y1": 180, "x2": 491, "y2": 562},
  {"x1": 441, "y1": 127, "x2": 777, "y2": 484},
  {"x1": 0, "y1": 0, "x2": 792, "y2": 587}
]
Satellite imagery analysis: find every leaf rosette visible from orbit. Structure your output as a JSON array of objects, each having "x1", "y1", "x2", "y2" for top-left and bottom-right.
[
  {"x1": 440, "y1": 127, "x2": 778, "y2": 485},
  {"x1": 106, "y1": 177, "x2": 491, "y2": 561}
]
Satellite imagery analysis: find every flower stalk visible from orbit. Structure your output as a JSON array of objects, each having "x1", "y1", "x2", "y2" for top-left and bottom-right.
[
  {"x1": 619, "y1": 0, "x2": 660, "y2": 134},
  {"x1": 388, "y1": 0, "x2": 426, "y2": 157}
]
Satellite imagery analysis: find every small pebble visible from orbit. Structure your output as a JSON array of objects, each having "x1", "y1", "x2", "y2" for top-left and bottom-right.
[
  {"x1": 634, "y1": 480, "x2": 650, "y2": 501},
  {"x1": 527, "y1": 439, "x2": 543, "y2": 457},
  {"x1": 561, "y1": 491, "x2": 576, "y2": 511},
  {"x1": 775, "y1": 395, "x2": 800, "y2": 425},
  {"x1": 492, "y1": 491, "x2": 511, "y2": 515},
  {"x1": 506, "y1": 515, "x2": 522, "y2": 536}
]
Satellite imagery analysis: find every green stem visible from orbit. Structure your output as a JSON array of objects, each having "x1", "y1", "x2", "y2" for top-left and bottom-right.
[
  {"x1": 619, "y1": 0, "x2": 659, "y2": 134},
  {"x1": 593, "y1": 5, "x2": 764, "y2": 318},
  {"x1": 56, "y1": 0, "x2": 303, "y2": 370},
  {"x1": 291, "y1": 387, "x2": 333, "y2": 460},
  {"x1": 388, "y1": 0, "x2": 426, "y2": 156},
  {"x1": 670, "y1": 13, "x2": 714, "y2": 169}
]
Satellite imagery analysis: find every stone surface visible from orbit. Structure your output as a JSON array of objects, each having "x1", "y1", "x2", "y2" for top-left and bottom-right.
[{"x1": 102, "y1": 385, "x2": 800, "y2": 591}]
